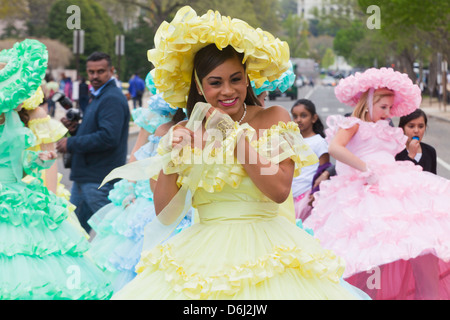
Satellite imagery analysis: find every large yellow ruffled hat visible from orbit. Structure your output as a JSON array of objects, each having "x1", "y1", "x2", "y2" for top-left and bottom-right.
[{"x1": 148, "y1": 6, "x2": 291, "y2": 109}]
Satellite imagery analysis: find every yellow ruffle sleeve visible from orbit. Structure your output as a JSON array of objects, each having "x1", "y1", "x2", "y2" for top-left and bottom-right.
[{"x1": 27, "y1": 116, "x2": 67, "y2": 150}]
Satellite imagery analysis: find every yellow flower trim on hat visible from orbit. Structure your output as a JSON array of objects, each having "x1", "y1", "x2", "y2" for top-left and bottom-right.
[
  {"x1": 148, "y1": 6, "x2": 291, "y2": 109},
  {"x1": 22, "y1": 86, "x2": 44, "y2": 110}
]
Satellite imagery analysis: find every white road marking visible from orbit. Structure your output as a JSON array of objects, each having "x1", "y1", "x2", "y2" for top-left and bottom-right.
[
  {"x1": 304, "y1": 86, "x2": 317, "y2": 99},
  {"x1": 437, "y1": 156, "x2": 450, "y2": 172}
]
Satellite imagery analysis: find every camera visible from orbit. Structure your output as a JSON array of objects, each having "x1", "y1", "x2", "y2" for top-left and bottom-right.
[
  {"x1": 52, "y1": 92, "x2": 81, "y2": 168},
  {"x1": 51, "y1": 92, "x2": 82, "y2": 121},
  {"x1": 66, "y1": 108, "x2": 82, "y2": 122}
]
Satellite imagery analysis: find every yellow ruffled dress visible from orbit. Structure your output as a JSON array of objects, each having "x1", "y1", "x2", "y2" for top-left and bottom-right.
[{"x1": 110, "y1": 103, "x2": 363, "y2": 300}]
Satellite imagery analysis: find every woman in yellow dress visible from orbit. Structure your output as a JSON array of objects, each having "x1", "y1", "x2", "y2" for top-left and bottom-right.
[{"x1": 103, "y1": 6, "x2": 368, "y2": 300}]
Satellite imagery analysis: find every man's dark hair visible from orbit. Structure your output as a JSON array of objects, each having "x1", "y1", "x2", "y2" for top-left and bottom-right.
[{"x1": 86, "y1": 52, "x2": 112, "y2": 67}]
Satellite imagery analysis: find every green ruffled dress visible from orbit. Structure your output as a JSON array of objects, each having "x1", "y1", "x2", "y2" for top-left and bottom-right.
[{"x1": 0, "y1": 110, "x2": 113, "y2": 300}]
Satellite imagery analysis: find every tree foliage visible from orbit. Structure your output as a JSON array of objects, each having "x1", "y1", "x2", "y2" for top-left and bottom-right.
[
  {"x1": 48, "y1": 0, "x2": 120, "y2": 77},
  {"x1": 357, "y1": 0, "x2": 450, "y2": 81},
  {"x1": 0, "y1": 0, "x2": 29, "y2": 19},
  {"x1": 122, "y1": 16, "x2": 155, "y2": 81},
  {"x1": 281, "y1": 13, "x2": 310, "y2": 59}
]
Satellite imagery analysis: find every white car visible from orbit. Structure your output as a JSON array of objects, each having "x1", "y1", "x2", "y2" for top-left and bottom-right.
[{"x1": 321, "y1": 76, "x2": 337, "y2": 86}]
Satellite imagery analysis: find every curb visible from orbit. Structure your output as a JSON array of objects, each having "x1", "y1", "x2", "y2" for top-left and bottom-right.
[
  {"x1": 427, "y1": 113, "x2": 450, "y2": 123},
  {"x1": 420, "y1": 98, "x2": 450, "y2": 123}
]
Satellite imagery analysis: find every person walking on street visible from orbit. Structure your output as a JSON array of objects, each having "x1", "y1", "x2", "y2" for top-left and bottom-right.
[
  {"x1": 128, "y1": 72, "x2": 145, "y2": 109},
  {"x1": 44, "y1": 74, "x2": 59, "y2": 117},
  {"x1": 56, "y1": 52, "x2": 130, "y2": 234},
  {"x1": 78, "y1": 77, "x2": 89, "y2": 113}
]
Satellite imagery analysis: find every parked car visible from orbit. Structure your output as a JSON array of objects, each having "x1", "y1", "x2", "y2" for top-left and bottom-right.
[
  {"x1": 268, "y1": 85, "x2": 298, "y2": 100},
  {"x1": 321, "y1": 76, "x2": 337, "y2": 86}
]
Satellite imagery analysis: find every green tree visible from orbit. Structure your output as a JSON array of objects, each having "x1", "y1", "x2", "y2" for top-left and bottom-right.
[
  {"x1": 281, "y1": 13, "x2": 310, "y2": 58},
  {"x1": 122, "y1": 16, "x2": 155, "y2": 81},
  {"x1": 26, "y1": 0, "x2": 58, "y2": 37},
  {"x1": 321, "y1": 47, "x2": 335, "y2": 69},
  {"x1": 310, "y1": 0, "x2": 362, "y2": 37},
  {"x1": 48, "y1": 0, "x2": 120, "y2": 77},
  {"x1": 357, "y1": 0, "x2": 450, "y2": 81},
  {"x1": 0, "y1": 0, "x2": 29, "y2": 19}
]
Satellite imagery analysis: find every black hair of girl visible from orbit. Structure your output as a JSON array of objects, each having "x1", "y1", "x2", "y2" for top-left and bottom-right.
[
  {"x1": 186, "y1": 44, "x2": 261, "y2": 118},
  {"x1": 291, "y1": 98, "x2": 325, "y2": 138},
  {"x1": 18, "y1": 108, "x2": 30, "y2": 127},
  {"x1": 172, "y1": 107, "x2": 187, "y2": 123},
  {"x1": 398, "y1": 108, "x2": 428, "y2": 129}
]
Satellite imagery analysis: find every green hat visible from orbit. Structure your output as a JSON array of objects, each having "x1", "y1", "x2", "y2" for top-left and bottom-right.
[{"x1": 0, "y1": 39, "x2": 48, "y2": 114}]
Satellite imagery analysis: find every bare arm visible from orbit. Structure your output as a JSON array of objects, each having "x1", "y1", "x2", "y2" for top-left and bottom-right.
[
  {"x1": 236, "y1": 106, "x2": 295, "y2": 203},
  {"x1": 129, "y1": 127, "x2": 151, "y2": 163},
  {"x1": 40, "y1": 141, "x2": 58, "y2": 193},
  {"x1": 153, "y1": 121, "x2": 189, "y2": 215},
  {"x1": 28, "y1": 107, "x2": 59, "y2": 193},
  {"x1": 328, "y1": 124, "x2": 367, "y2": 172},
  {"x1": 236, "y1": 136, "x2": 295, "y2": 203}
]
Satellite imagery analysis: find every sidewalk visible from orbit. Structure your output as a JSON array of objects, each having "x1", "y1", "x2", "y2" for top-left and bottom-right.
[{"x1": 420, "y1": 96, "x2": 450, "y2": 123}]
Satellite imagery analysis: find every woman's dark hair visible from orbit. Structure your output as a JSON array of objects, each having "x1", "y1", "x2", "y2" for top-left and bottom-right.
[
  {"x1": 291, "y1": 99, "x2": 325, "y2": 138},
  {"x1": 398, "y1": 108, "x2": 428, "y2": 129},
  {"x1": 172, "y1": 107, "x2": 187, "y2": 123},
  {"x1": 18, "y1": 108, "x2": 30, "y2": 127},
  {"x1": 186, "y1": 44, "x2": 261, "y2": 118}
]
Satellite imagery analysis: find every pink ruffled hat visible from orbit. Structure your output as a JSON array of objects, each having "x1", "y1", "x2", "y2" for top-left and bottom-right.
[{"x1": 334, "y1": 67, "x2": 422, "y2": 117}]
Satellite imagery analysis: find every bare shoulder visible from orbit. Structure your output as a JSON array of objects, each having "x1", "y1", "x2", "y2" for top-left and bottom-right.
[
  {"x1": 28, "y1": 106, "x2": 48, "y2": 120},
  {"x1": 154, "y1": 119, "x2": 188, "y2": 137},
  {"x1": 154, "y1": 121, "x2": 174, "y2": 137},
  {"x1": 251, "y1": 105, "x2": 291, "y2": 129}
]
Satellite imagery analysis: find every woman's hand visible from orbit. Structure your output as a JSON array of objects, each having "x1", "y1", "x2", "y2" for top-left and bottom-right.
[
  {"x1": 171, "y1": 124, "x2": 195, "y2": 148},
  {"x1": 171, "y1": 105, "x2": 226, "y2": 149},
  {"x1": 38, "y1": 150, "x2": 57, "y2": 161}
]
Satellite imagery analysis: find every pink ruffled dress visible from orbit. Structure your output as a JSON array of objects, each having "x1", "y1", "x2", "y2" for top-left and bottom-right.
[{"x1": 304, "y1": 115, "x2": 450, "y2": 300}]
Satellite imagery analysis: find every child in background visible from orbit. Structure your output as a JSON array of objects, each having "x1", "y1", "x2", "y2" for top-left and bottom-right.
[
  {"x1": 396, "y1": 108, "x2": 436, "y2": 174},
  {"x1": 304, "y1": 67, "x2": 450, "y2": 299},
  {"x1": 291, "y1": 99, "x2": 330, "y2": 221}
]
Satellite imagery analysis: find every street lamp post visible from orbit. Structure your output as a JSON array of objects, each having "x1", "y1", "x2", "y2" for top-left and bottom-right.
[
  {"x1": 115, "y1": 35, "x2": 125, "y2": 79},
  {"x1": 73, "y1": 29, "x2": 84, "y2": 80}
]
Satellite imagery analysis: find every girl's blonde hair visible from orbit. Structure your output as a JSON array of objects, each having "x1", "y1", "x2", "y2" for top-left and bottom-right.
[{"x1": 352, "y1": 88, "x2": 395, "y2": 121}]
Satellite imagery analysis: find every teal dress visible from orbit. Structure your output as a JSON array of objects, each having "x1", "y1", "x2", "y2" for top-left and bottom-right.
[
  {"x1": 87, "y1": 106, "x2": 192, "y2": 293},
  {"x1": 0, "y1": 110, "x2": 113, "y2": 300}
]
